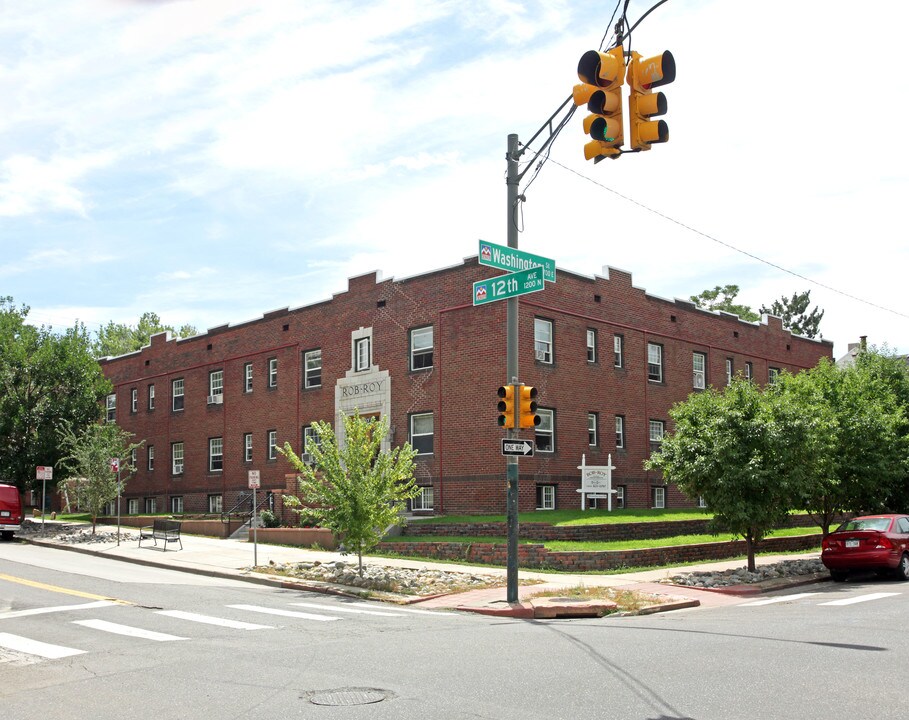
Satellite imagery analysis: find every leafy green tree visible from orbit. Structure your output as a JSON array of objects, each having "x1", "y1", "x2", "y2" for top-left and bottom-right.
[
  {"x1": 57, "y1": 422, "x2": 143, "y2": 534},
  {"x1": 646, "y1": 378, "x2": 817, "y2": 571},
  {"x1": 0, "y1": 297, "x2": 111, "y2": 492},
  {"x1": 93, "y1": 312, "x2": 197, "y2": 358},
  {"x1": 689, "y1": 285, "x2": 760, "y2": 321},
  {"x1": 280, "y1": 412, "x2": 419, "y2": 575},
  {"x1": 760, "y1": 290, "x2": 824, "y2": 338}
]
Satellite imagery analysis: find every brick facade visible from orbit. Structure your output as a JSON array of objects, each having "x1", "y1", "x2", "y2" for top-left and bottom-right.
[{"x1": 99, "y1": 258, "x2": 832, "y2": 516}]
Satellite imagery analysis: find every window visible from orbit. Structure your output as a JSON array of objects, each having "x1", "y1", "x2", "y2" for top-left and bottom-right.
[
  {"x1": 613, "y1": 334, "x2": 624, "y2": 368},
  {"x1": 586, "y1": 329, "x2": 597, "y2": 363},
  {"x1": 615, "y1": 485, "x2": 626, "y2": 509},
  {"x1": 726, "y1": 358, "x2": 733, "y2": 385},
  {"x1": 410, "y1": 326, "x2": 433, "y2": 370},
  {"x1": 769, "y1": 367, "x2": 780, "y2": 383},
  {"x1": 209, "y1": 437, "x2": 223, "y2": 472},
  {"x1": 209, "y1": 370, "x2": 223, "y2": 400},
  {"x1": 649, "y1": 420, "x2": 665, "y2": 444},
  {"x1": 171, "y1": 442, "x2": 184, "y2": 475},
  {"x1": 693, "y1": 352, "x2": 706, "y2": 389},
  {"x1": 127, "y1": 498, "x2": 139, "y2": 515},
  {"x1": 534, "y1": 318, "x2": 553, "y2": 363},
  {"x1": 244, "y1": 433, "x2": 253, "y2": 463},
  {"x1": 410, "y1": 486, "x2": 434, "y2": 512},
  {"x1": 355, "y1": 337, "x2": 371, "y2": 371},
  {"x1": 588, "y1": 412, "x2": 598, "y2": 447},
  {"x1": 268, "y1": 358, "x2": 277, "y2": 388},
  {"x1": 698, "y1": 496, "x2": 708, "y2": 509},
  {"x1": 130, "y1": 448, "x2": 137, "y2": 467},
  {"x1": 147, "y1": 446, "x2": 155, "y2": 471},
  {"x1": 304, "y1": 349, "x2": 322, "y2": 388},
  {"x1": 208, "y1": 494, "x2": 223, "y2": 514},
  {"x1": 243, "y1": 362, "x2": 253, "y2": 393},
  {"x1": 130, "y1": 388, "x2": 138, "y2": 413},
  {"x1": 409, "y1": 413, "x2": 434, "y2": 455},
  {"x1": 647, "y1": 343, "x2": 663, "y2": 382},
  {"x1": 267, "y1": 430, "x2": 277, "y2": 460},
  {"x1": 302, "y1": 425, "x2": 322, "y2": 458},
  {"x1": 536, "y1": 409, "x2": 554, "y2": 452},
  {"x1": 745, "y1": 361, "x2": 753, "y2": 381},
  {"x1": 144, "y1": 497, "x2": 157, "y2": 514},
  {"x1": 615, "y1": 415, "x2": 625, "y2": 450},
  {"x1": 536, "y1": 484, "x2": 556, "y2": 510},
  {"x1": 171, "y1": 496, "x2": 184, "y2": 514},
  {"x1": 652, "y1": 486, "x2": 666, "y2": 509},
  {"x1": 172, "y1": 378, "x2": 184, "y2": 411},
  {"x1": 106, "y1": 394, "x2": 116, "y2": 423},
  {"x1": 148, "y1": 383, "x2": 155, "y2": 410}
]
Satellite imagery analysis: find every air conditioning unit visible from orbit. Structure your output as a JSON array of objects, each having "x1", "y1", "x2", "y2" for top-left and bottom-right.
[
  {"x1": 535, "y1": 349, "x2": 548, "y2": 362},
  {"x1": 300, "y1": 453, "x2": 313, "y2": 466},
  {"x1": 207, "y1": 394, "x2": 223, "y2": 405},
  {"x1": 173, "y1": 464, "x2": 184, "y2": 475}
]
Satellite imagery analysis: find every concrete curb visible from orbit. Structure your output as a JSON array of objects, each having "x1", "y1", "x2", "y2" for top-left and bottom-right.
[{"x1": 659, "y1": 572, "x2": 831, "y2": 597}]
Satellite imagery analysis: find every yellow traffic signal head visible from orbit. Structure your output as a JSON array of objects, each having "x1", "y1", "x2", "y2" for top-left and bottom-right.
[
  {"x1": 497, "y1": 385, "x2": 516, "y2": 429},
  {"x1": 576, "y1": 45, "x2": 625, "y2": 163},
  {"x1": 577, "y1": 47, "x2": 625, "y2": 89},
  {"x1": 627, "y1": 50, "x2": 675, "y2": 151},
  {"x1": 518, "y1": 385, "x2": 540, "y2": 429}
]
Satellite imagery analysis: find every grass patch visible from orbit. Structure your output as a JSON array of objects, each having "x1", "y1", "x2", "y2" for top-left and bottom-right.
[{"x1": 527, "y1": 584, "x2": 662, "y2": 613}]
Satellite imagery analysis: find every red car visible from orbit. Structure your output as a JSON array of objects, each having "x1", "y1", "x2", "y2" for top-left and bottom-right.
[{"x1": 821, "y1": 514, "x2": 909, "y2": 581}]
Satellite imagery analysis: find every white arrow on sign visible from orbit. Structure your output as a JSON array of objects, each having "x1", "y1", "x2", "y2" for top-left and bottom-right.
[{"x1": 501, "y1": 439, "x2": 534, "y2": 457}]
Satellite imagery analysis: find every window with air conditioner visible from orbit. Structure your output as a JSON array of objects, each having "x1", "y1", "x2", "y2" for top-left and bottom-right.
[
  {"x1": 171, "y1": 442, "x2": 184, "y2": 475},
  {"x1": 208, "y1": 370, "x2": 223, "y2": 404},
  {"x1": 534, "y1": 318, "x2": 553, "y2": 364},
  {"x1": 693, "y1": 352, "x2": 706, "y2": 390}
]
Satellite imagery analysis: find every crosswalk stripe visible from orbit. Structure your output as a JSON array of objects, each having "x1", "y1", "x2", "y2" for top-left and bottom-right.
[
  {"x1": 72, "y1": 619, "x2": 186, "y2": 641},
  {"x1": 289, "y1": 602, "x2": 404, "y2": 617},
  {"x1": 738, "y1": 593, "x2": 820, "y2": 607},
  {"x1": 818, "y1": 592, "x2": 901, "y2": 606},
  {"x1": 0, "y1": 632, "x2": 85, "y2": 659},
  {"x1": 0, "y1": 600, "x2": 116, "y2": 620},
  {"x1": 227, "y1": 604, "x2": 339, "y2": 622},
  {"x1": 343, "y1": 601, "x2": 455, "y2": 616},
  {"x1": 155, "y1": 610, "x2": 273, "y2": 630}
]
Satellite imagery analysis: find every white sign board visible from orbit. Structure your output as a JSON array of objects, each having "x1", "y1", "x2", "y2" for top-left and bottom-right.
[
  {"x1": 576, "y1": 454, "x2": 617, "y2": 510},
  {"x1": 248, "y1": 470, "x2": 261, "y2": 489},
  {"x1": 36, "y1": 466, "x2": 53, "y2": 481}
]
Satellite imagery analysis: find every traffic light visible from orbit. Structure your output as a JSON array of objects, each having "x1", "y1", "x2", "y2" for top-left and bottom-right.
[
  {"x1": 518, "y1": 385, "x2": 540, "y2": 429},
  {"x1": 497, "y1": 385, "x2": 515, "y2": 429},
  {"x1": 626, "y1": 50, "x2": 676, "y2": 151},
  {"x1": 574, "y1": 45, "x2": 625, "y2": 162}
]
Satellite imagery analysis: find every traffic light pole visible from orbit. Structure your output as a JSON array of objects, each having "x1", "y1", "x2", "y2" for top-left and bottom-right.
[{"x1": 505, "y1": 133, "x2": 521, "y2": 603}]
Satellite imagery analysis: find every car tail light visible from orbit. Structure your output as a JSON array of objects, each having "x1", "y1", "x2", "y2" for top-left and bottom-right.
[
  {"x1": 874, "y1": 535, "x2": 894, "y2": 550},
  {"x1": 822, "y1": 537, "x2": 834, "y2": 550}
]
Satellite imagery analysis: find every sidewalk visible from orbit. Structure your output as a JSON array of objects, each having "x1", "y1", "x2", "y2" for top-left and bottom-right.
[{"x1": 17, "y1": 522, "x2": 829, "y2": 619}]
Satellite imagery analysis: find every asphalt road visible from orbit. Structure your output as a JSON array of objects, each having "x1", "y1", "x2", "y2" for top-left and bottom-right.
[{"x1": 1, "y1": 542, "x2": 906, "y2": 720}]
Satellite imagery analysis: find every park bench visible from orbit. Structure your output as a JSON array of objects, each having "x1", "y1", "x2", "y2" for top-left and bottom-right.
[{"x1": 138, "y1": 519, "x2": 183, "y2": 551}]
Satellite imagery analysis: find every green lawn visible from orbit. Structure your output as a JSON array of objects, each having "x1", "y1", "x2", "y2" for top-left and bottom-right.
[{"x1": 391, "y1": 525, "x2": 821, "y2": 552}]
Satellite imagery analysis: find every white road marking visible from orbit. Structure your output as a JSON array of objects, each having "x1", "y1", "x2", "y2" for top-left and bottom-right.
[
  {"x1": 227, "y1": 604, "x2": 339, "y2": 622},
  {"x1": 344, "y1": 601, "x2": 455, "y2": 616},
  {"x1": 290, "y1": 602, "x2": 404, "y2": 617},
  {"x1": 0, "y1": 600, "x2": 116, "y2": 620},
  {"x1": 155, "y1": 610, "x2": 273, "y2": 630},
  {"x1": 0, "y1": 632, "x2": 85, "y2": 659},
  {"x1": 72, "y1": 619, "x2": 186, "y2": 641},
  {"x1": 818, "y1": 592, "x2": 901, "y2": 606},
  {"x1": 738, "y1": 593, "x2": 820, "y2": 607}
]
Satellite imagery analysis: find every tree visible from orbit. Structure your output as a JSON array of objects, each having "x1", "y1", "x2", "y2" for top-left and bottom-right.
[
  {"x1": 56, "y1": 422, "x2": 143, "y2": 534},
  {"x1": 280, "y1": 412, "x2": 420, "y2": 575},
  {"x1": 689, "y1": 285, "x2": 760, "y2": 321},
  {"x1": 760, "y1": 290, "x2": 824, "y2": 338},
  {"x1": 646, "y1": 378, "x2": 817, "y2": 571},
  {"x1": 93, "y1": 312, "x2": 198, "y2": 358},
  {"x1": 0, "y1": 297, "x2": 111, "y2": 492}
]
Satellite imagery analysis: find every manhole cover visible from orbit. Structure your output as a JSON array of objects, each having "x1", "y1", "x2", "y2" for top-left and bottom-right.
[{"x1": 309, "y1": 688, "x2": 388, "y2": 706}]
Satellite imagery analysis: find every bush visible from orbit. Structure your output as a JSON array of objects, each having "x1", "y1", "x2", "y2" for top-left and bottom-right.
[{"x1": 259, "y1": 509, "x2": 280, "y2": 528}]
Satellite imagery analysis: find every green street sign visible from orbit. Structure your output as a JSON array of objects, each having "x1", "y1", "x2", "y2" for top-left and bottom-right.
[
  {"x1": 473, "y1": 266, "x2": 545, "y2": 306},
  {"x1": 478, "y1": 240, "x2": 556, "y2": 283}
]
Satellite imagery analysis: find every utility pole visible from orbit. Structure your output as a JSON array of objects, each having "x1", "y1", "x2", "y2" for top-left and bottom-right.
[{"x1": 505, "y1": 133, "x2": 521, "y2": 603}]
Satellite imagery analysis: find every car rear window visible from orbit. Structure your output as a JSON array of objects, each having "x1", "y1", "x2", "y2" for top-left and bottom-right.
[{"x1": 839, "y1": 518, "x2": 891, "y2": 532}]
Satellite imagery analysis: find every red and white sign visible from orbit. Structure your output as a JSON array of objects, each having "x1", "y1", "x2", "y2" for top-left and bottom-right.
[
  {"x1": 110, "y1": 458, "x2": 120, "y2": 473},
  {"x1": 248, "y1": 470, "x2": 260, "y2": 489},
  {"x1": 36, "y1": 466, "x2": 53, "y2": 481}
]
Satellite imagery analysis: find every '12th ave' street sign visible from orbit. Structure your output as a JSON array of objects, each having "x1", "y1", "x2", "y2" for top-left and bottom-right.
[
  {"x1": 479, "y1": 240, "x2": 556, "y2": 283},
  {"x1": 473, "y1": 265, "x2": 545, "y2": 306}
]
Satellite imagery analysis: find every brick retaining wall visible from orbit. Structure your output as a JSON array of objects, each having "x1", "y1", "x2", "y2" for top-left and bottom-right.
[{"x1": 377, "y1": 533, "x2": 822, "y2": 571}]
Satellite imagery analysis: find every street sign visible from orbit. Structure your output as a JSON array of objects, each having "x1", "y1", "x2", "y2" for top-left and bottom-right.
[
  {"x1": 479, "y1": 240, "x2": 556, "y2": 283},
  {"x1": 501, "y1": 438, "x2": 535, "y2": 457},
  {"x1": 248, "y1": 470, "x2": 261, "y2": 489},
  {"x1": 110, "y1": 458, "x2": 119, "y2": 473},
  {"x1": 473, "y1": 266, "x2": 545, "y2": 306},
  {"x1": 36, "y1": 466, "x2": 53, "y2": 480}
]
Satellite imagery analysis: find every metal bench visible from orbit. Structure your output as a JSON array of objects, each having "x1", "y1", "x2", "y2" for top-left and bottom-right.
[{"x1": 138, "y1": 519, "x2": 183, "y2": 551}]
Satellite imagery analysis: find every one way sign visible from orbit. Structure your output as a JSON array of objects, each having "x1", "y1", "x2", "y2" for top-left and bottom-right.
[{"x1": 501, "y1": 439, "x2": 535, "y2": 457}]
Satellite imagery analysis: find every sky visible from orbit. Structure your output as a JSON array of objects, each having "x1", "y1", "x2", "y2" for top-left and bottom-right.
[{"x1": 1, "y1": 0, "x2": 907, "y2": 360}]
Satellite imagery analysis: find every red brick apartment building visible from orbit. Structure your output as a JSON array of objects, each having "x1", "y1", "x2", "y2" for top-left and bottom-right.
[{"x1": 99, "y1": 257, "x2": 832, "y2": 517}]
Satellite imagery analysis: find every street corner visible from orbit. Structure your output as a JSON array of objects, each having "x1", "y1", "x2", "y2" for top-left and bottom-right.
[{"x1": 667, "y1": 571, "x2": 832, "y2": 597}]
